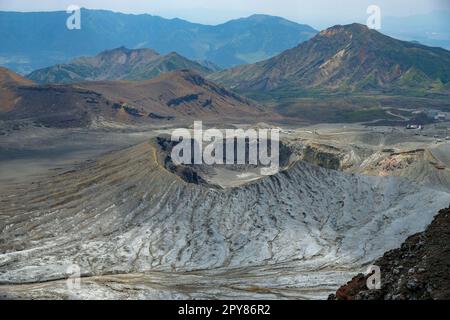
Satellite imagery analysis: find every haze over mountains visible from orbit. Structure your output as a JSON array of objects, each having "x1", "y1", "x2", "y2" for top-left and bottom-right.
[
  {"x1": 28, "y1": 47, "x2": 215, "y2": 84},
  {"x1": 0, "y1": 9, "x2": 317, "y2": 74},
  {"x1": 382, "y1": 11, "x2": 450, "y2": 51}
]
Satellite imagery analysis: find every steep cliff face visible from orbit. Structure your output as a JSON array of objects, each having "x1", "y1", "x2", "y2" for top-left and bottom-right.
[
  {"x1": 0, "y1": 138, "x2": 449, "y2": 299},
  {"x1": 329, "y1": 206, "x2": 450, "y2": 300}
]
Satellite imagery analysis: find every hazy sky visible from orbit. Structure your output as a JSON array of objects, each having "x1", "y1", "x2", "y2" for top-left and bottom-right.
[{"x1": 0, "y1": 0, "x2": 449, "y2": 27}]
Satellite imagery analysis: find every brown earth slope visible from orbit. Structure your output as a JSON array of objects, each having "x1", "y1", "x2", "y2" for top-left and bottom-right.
[
  {"x1": 0, "y1": 67, "x2": 34, "y2": 112},
  {"x1": 1, "y1": 67, "x2": 271, "y2": 128},
  {"x1": 78, "y1": 69, "x2": 270, "y2": 121}
]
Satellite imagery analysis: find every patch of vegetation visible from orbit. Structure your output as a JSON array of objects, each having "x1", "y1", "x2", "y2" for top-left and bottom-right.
[
  {"x1": 123, "y1": 105, "x2": 144, "y2": 117},
  {"x1": 345, "y1": 108, "x2": 395, "y2": 122},
  {"x1": 167, "y1": 94, "x2": 200, "y2": 107}
]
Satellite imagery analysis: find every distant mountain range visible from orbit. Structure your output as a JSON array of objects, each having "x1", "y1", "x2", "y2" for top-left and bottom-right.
[
  {"x1": 28, "y1": 47, "x2": 214, "y2": 84},
  {"x1": 0, "y1": 9, "x2": 317, "y2": 74},
  {"x1": 211, "y1": 23, "x2": 450, "y2": 95}
]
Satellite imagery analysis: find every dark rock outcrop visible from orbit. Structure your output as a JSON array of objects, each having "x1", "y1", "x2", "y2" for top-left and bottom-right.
[{"x1": 329, "y1": 206, "x2": 450, "y2": 300}]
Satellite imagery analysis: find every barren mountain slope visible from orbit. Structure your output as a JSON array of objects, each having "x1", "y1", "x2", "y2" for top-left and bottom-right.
[
  {"x1": 210, "y1": 23, "x2": 450, "y2": 94},
  {"x1": 1, "y1": 67, "x2": 270, "y2": 128},
  {"x1": 79, "y1": 69, "x2": 269, "y2": 121},
  {"x1": 0, "y1": 67, "x2": 34, "y2": 112}
]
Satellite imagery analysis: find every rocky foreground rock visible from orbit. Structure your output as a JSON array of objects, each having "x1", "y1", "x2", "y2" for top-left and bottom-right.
[{"x1": 329, "y1": 206, "x2": 450, "y2": 300}]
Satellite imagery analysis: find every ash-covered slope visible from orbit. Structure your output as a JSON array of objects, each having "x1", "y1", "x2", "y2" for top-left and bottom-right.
[
  {"x1": 0, "y1": 138, "x2": 448, "y2": 299},
  {"x1": 329, "y1": 206, "x2": 450, "y2": 300},
  {"x1": 28, "y1": 47, "x2": 214, "y2": 84},
  {"x1": 210, "y1": 23, "x2": 450, "y2": 94}
]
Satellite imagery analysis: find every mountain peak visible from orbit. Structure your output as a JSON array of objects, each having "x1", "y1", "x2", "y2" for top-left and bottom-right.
[
  {"x1": 318, "y1": 23, "x2": 371, "y2": 37},
  {"x1": 97, "y1": 47, "x2": 160, "y2": 58},
  {"x1": 0, "y1": 67, "x2": 33, "y2": 112},
  {"x1": 231, "y1": 14, "x2": 315, "y2": 29},
  {"x1": 0, "y1": 67, "x2": 33, "y2": 86},
  {"x1": 246, "y1": 14, "x2": 282, "y2": 21}
]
